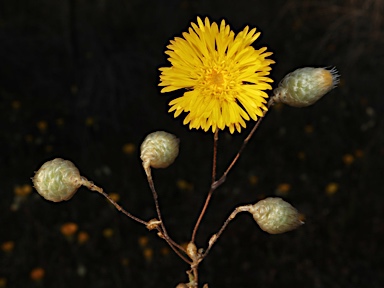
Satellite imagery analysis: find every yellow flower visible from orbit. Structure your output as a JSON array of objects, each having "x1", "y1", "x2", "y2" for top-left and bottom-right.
[{"x1": 159, "y1": 17, "x2": 275, "y2": 133}]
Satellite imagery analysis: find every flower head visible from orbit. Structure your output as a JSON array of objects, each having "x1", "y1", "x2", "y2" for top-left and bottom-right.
[
  {"x1": 249, "y1": 197, "x2": 303, "y2": 234},
  {"x1": 140, "y1": 131, "x2": 180, "y2": 172},
  {"x1": 159, "y1": 17, "x2": 275, "y2": 133},
  {"x1": 32, "y1": 158, "x2": 82, "y2": 202},
  {"x1": 273, "y1": 67, "x2": 340, "y2": 107}
]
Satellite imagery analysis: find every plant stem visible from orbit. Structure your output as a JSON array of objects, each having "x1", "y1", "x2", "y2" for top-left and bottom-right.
[
  {"x1": 146, "y1": 171, "x2": 191, "y2": 264},
  {"x1": 191, "y1": 130, "x2": 219, "y2": 243},
  {"x1": 211, "y1": 99, "x2": 274, "y2": 192},
  {"x1": 202, "y1": 205, "x2": 251, "y2": 259},
  {"x1": 196, "y1": 98, "x2": 275, "y2": 262},
  {"x1": 82, "y1": 176, "x2": 191, "y2": 264},
  {"x1": 80, "y1": 177, "x2": 148, "y2": 226}
]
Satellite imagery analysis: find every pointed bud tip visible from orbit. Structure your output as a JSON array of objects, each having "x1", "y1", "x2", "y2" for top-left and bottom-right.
[{"x1": 274, "y1": 67, "x2": 340, "y2": 107}]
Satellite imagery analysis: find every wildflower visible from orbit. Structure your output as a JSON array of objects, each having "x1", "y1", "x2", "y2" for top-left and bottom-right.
[
  {"x1": 342, "y1": 154, "x2": 354, "y2": 166},
  {"x1": 140, "y1": 131, "x2": 179, "y2": 172},
  {"x1": 11, "y1": 184, "x2": 33, "y2": 211},
  {"x1": 249, "y1": 197, "x2": 303, "y2": 234},
  {"x1": 160, "y1": 246, "x2": 170, "y2": 256},
  {"x1": 77, "y1": 231, "x2": 90, "y2": 245},
  {"x1": 355, "y1": 149, "x2": 364, "y2": 158},
  {"x1": 108, "y1": 193, "x2": 120, "y2": 202},
  {"x1": 248, "y1": 175, "x2": 258, "y2": 186},
  {"x1": 121, "y1": 258, "x2": 129, "y2": 266},
  {"x1": 32, "y1": 158, "x2": 82, "y2": 202},
  {"x1": 30, "y1": 267, "x2": 45, "y2": 282},
  {"x1": 275, "y1": 183, "x2": 291, "y2": 196},
  {"x1": 103, "y1": 228, "x2": 114, "y2": 238},
  {"x1": 138, "y1": 236, "x2": 149, "y2": 248},
  {"x1": 37, "y1": 121, "x2": 48, "y2": 133},
  {"x1": 159, "y1": 17, "x2": 275, "y2": 133},
  {"x1": 176, "y1": 179, "x2": 194, "y2": 191},
  {"x1": 1, "y1": 241, "x2": 15, "y2": 253},
  {"x1": 122, "y1": 143, "x2": 136, "y2": 155},
  {"x1": 60, "y1": 222, "x2": 78, "y2": 237},
  {"x1": 325, "y1": 182, "x2": 339, "y2": 196},
  {"x1": 143, "y1": 247, "x2": 154, "y2": 262},
  {"x1": 274, "y1": 67, "x2": 340, "y2": 107}
]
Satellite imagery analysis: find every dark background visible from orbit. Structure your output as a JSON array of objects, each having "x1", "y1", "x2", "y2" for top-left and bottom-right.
[{"x1": 1, "y1": 0, "x2": 383, "y2": 287}]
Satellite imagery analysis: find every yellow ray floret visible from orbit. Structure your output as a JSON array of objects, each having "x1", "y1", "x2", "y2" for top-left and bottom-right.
[{"x1": 159, "y1": 17, "x2": 275, "y2": 133}]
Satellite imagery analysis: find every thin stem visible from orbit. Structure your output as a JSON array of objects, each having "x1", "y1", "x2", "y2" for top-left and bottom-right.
[
  {"x1": 198, "y1": 99, "x2": 276, "y2": 261},
  {"x1": 191, "y1": 130, "x2": 219, "y2": 243},
  {"x1": 192, "y1": 266, "x2": 199, "y2": 288},
  {"x1": 80, "y1": 178, "x2": 148, "y2": 226},
  {"x1": 83, "y1": 176, "x2": 191, "y2": 264},
  {"x1": 191, "y1": 190, "x2": 213, "y2": 244},
  {"x1": 212, "y1": 129, "x2": 219, "y2": 183},
  {"x1": 202, "y1": 205, "x2": 251, "y2": 259},
  {"x1": 146, "y1": 171, "x2": 191, "y2": 264},
  {"x1": 157, "y1": 227, "x2": 192, "y2": 265},
  {"x1": 146, "y1": 172, "x2": 167, "y2": 236},
  {"x1": 211, "y1": 99, "x2": 274, "y2": 192}
]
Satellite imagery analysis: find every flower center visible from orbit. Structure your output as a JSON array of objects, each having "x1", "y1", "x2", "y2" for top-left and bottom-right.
[
  {"x1": 204, "y1": 69, "x2": 231, "y2": 97},
  {"x1": 209, "y1": 70, "x2": 225, "y2": 86}
]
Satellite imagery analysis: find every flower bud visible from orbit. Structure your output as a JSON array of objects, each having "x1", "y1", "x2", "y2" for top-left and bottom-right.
[
  {"x1": 140, "y1": 131, "x2": 179, "y2": 170},
  {"x1": 274, "y1": 67, "x2": 340, "y2": 107},
  {"x1": 249, "y1": 197, "x2": 303, "y2": 234},
  {"x1": 32, "y1": 158, "x2": 82, "y2": 202}
]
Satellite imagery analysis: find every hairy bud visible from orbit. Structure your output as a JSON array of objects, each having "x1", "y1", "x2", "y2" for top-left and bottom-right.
[
  {"x1": 140, "y1": 131, "x2": 179, "y2": 171},
  {"x1": 32, "y1": 158, "x2": 82, "y2": 202},
  {"x1": 274, "y1": 67, "x2": 340, "y2": 107},
  {"x1": 249, "y1": 197, "x2": 303, "y2": 234}
]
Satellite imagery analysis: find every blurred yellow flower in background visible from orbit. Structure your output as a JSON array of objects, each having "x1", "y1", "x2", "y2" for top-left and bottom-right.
[{"x1": 159, "y1": 17, "x2": 274, "y2": 133}]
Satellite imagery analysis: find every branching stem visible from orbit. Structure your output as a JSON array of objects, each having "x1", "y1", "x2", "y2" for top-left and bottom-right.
[
  {"x1": 202, "y1": 205, "x2": 251, "y2": 259},
  {"x1": 81, "y1": 176, "x2": 191, "y2": 264},
  {"x1": 146, "y1": 170, "x2": 191, "y2": 264},
  {"x1": 191, "y1": 101, "x2": 273, "y2": 246},
  {"x1": 213, "y1": 108, "x2": 270, "y2": 192}
]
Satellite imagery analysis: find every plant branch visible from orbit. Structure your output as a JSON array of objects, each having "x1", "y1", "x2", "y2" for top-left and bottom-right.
[
  {"x1": 202, "y1": 205, "x2": 251, "y2": 259},
  {"x1": 145, "y1": 171, "x2": 191, "y2": 264},
  {"x1": 197, "y1": 98, "x2": 276, "y2": 261},
  {"x1": 211, "y1": 99, "x2": 274, "y2": 192},
  {"x1": 80, "y1": 177, "x2": 148, "y2": 226},
  {"x1": 191, "y1": 130, "x2": 219, "y2": 243},
  {"x1": 190, "y1": 98, "x2": 274, "y2": 245},
  {"x1": 146, "y1": 171, "x2": 167, "y2": 236},
  {"x1": 82, "y1": 176, "x2": 191, "y2": 264}
]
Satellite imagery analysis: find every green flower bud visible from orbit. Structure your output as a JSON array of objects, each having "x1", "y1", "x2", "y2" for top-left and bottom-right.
[
  {"x1": 140, "y1": 131, "x2": 179, "y2": 170},
  {"x1": 32, "y1": 158, "x2": 82, "y2": 202},
  {"x1": 274, "y1": 67, "x2": 339, "y2": 107},
  {"x1": 249, "y1": 197, "x2": 303, "y2": 234}
]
